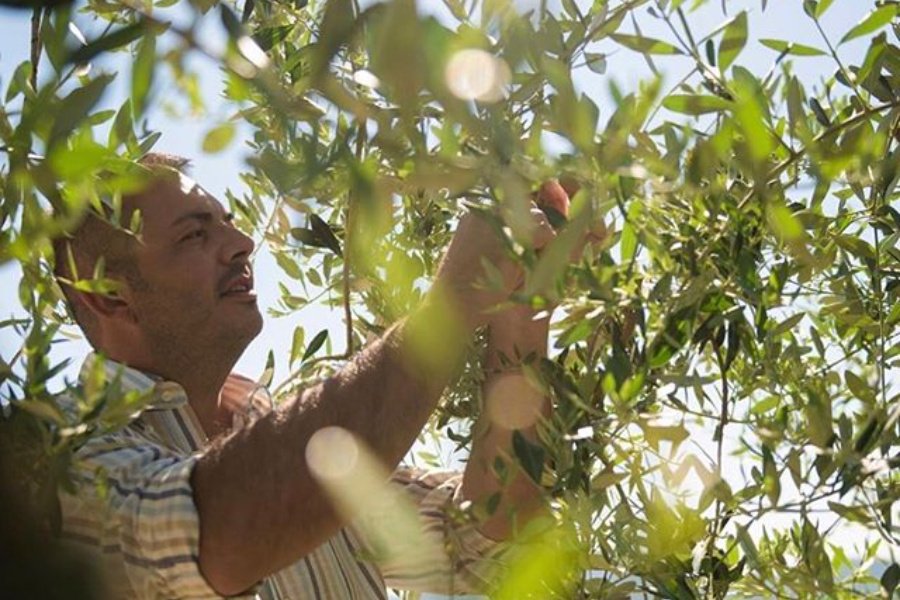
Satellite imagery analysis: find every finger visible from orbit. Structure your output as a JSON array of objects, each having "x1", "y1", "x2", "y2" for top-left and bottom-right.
[
  {"x1": 529, "y1": 207, "x2": 556, "y2": 250},
  {"x1": 225, "y1": 372, "x2": 256, "y2": 385}
]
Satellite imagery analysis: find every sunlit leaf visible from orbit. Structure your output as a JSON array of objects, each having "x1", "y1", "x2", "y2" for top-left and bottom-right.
[
  {"x1": 759, "y1": 38, "x2": 827, "y2": 56},
  {"x1": 718, "y1": 11, "x2": 747, "y2": 71},
  {"x1": 662, "y1": 94, "x2": 730, "y2": 115},
  {"x1": 610, "y1": 33, "x2": 683, "y2": 55},
  {"x1": 202, "y1": 122, "x2": 236, "y2": 153},
  {"x1": 840, "y1": 5, "x2": 898, "y2": 45},
  {"x1": 67, "y1": 23, "x2": 144, "y2": 64}
]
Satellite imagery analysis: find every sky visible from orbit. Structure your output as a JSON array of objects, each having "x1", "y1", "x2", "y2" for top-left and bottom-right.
[{"x1": 0, "y1": 0, "x2": 893, "y2": 584}]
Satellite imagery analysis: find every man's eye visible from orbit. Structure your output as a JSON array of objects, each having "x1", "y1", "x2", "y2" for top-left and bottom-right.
[{"x1": 181, "y1": 230, "x2": 205, "y2": 242}]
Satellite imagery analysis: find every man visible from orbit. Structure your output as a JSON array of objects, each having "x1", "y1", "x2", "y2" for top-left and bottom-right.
[{"x1": 54, "y1": 152, "x2": 571, "y2": 598}]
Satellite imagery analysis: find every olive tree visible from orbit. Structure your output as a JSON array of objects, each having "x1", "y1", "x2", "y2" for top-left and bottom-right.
[{"x1": 1, "y1": 0, "x2": 899, "y2": 597}]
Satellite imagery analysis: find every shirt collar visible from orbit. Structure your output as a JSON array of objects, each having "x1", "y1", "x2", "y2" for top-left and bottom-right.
[{"x1": 78, "y1": 352, "x2": 189, "y2": 411}]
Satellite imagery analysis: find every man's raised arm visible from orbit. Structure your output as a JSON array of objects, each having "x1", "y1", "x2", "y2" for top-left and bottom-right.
[{"x1": 191, "y1": 211, "x2": 553, "y2": 595}]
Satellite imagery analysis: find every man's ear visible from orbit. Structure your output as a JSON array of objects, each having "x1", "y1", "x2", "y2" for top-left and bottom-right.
[{"x1": 76, "y1": 283, "x2": 136, "y2": 324}]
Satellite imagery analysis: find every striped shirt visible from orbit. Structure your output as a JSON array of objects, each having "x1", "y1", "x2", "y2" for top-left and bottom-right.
[{"x1": 59, "y1": 355, "x2": 500, "y2": 599}]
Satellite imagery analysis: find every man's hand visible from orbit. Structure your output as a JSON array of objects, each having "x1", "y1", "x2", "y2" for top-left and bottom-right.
[
  {"x1": 462, "y1": 179, "x2": 610, "y2": 540},
  {"x1": 431, "y1": 208, "x2": 556, "y2": 332}
]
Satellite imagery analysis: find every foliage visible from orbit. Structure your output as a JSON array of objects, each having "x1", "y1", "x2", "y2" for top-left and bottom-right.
[{"x1": 1, "y1": 0, "x2": 900, "y2": 597}]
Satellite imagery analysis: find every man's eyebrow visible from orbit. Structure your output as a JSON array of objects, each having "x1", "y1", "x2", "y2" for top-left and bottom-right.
[{"x1": 169, "y1": 210, "x2": 216, "y2": 228}]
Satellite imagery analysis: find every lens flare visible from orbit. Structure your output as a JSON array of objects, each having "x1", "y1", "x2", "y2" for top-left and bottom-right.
[
  {"x1": 306, "y1": 426, "x2": 360, "y2": 481},
  {"x1": 445, "y1": 49, "x2": 511, "y2": 103},
  {"x1": 486, "y1": 373, "x2": 544, "y2": 430}
]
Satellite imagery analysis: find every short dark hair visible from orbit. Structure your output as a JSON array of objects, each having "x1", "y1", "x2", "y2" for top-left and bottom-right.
[{"x1": 52, "y1": 152, "x2": 191, "y2": 346}]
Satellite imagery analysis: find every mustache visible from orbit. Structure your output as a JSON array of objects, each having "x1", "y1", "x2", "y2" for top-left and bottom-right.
[{"x1": 218, "y1": 263, "x2": 253, "y2": 292}]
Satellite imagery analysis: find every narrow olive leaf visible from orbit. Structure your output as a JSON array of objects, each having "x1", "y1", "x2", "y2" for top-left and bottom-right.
[
  {"x1": 220, "y1": 3, "x2": 244, "y2": 39},
  {"x1": 663, "y1": 94, "x2": 731, "y2": 115},
  {"x1": 290, "y1": 227, "x2": 328, "y2": 249},
  {"x1": 759, "y1": 38, "x2": 827, "y2": 56},
  {"x1": 512, "y1": 430, "x2": 545, "y2": 484},
  {"x1": 67, "y1": 23, "x2": 143, "y2": 64},
  {"x1": 718, "y1": 11, "x2": 747, "y2": 71},
  {"x1": 302, "y1": 329, "x2": 329, "y2": 362},
  {"x1": 881, "y1": 563, "x2": 900, "y2": 596},
  {"x1": 584, "y1": 52, "x2": 607, "y2": 74},
  {"x1": 241, "y1": 0, "x2": 255, "y2": 22},
  {"x1": 254, "y1": 25, "x2": 293, "y2": 52},
  {"x1": 840, "y1": 5, "x2": 898, "y2": 45},
  {"x1": 610, "y1": 33, "x2": 683, "y2": 55},
  {"x1": 49, "y1": 73, "x2": 115, "y2": 144},
  {"x1": 723, "y1": 322, "x2": 740, "y2": 371},
  {"x1": 6, "y1": 61, "x2": 33, "y2": 102},
  {"x1": 704, "y1": 38, "x2": 715, "y2": 66},
  {"x1": 309, "y1": 214, "x2": 343, "y2": 257},
  {"x1": 809, "y1": 98, "x2": 830, "y2": 126},
  {"x1": 202, "y1": 122, "x2": 236, "y2": 153},
  {"x1": 131, "y1": 34, "x2": 156, "y2": 117},
  {"x1": 110, "y1": 99, "x2": 133, "y2": 149},
  {"x1": 769, "y1": 313, "x2": 804, "y2": 337},
  {"x1": 845, "y1": 371, "x2": 873, "y2": 402},
  {"x1": 289, "y1": 326, "x2": 305, "y2": 367},
  {"x1": 802, "y1": 0, "x2": 816, "y2": 18},
  {"x1": 620, "y1": 220, "x2": 637, "y2": 263},
  {"x1": 815, "y1": 0, "x2": 835, "y2": 18},
  {"x1": 260, "y1": 349, "x2": 275, "y2": 387}
]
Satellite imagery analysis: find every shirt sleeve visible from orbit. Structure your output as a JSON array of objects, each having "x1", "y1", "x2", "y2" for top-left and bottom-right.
[
  {"x1": 59, "y1": 429, "x2": 223, "y2": 599},
  {"x1": 352, "y1": 465, "x2": 505, "y2": 595}
]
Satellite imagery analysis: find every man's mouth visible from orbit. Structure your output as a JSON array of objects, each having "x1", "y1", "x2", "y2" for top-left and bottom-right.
[{"x1": 221, "y1": 273, "x2": 256, "y2": 300}]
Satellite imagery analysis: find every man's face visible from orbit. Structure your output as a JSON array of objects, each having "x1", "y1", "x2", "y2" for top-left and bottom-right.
[{"x1": 123, "y1": 173, "x2": 263, "y2": 365}]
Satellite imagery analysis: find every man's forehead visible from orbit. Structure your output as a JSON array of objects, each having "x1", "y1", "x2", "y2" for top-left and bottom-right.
[{"x1": 131, "y1": 173, "x2": 225, "y2": 224}]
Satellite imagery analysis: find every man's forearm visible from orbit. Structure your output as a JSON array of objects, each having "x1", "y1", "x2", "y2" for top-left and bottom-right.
[
  {"x1": 193, "y1": 297, "x2": 469, "y2": 595},
  {"x1": 462, "y1": 308, "x2": 551, "y2": 541}
]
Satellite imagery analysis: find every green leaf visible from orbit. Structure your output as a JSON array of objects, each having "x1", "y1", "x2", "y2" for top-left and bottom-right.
[
  {"x1": 751, "y1": 396, "x2": 779, "y2": 415},
  {"x1": 131, "y1": 34, "x2": 156, "y2": 116},
  {"x1": 50, "y1": 73, "x2": 115, "y2": 145},
  {"x1": 770, "y1": 313, "x2": 804, "y2": 337},
  {"x1": 736, "y1": 525, "x2": 759, "y2": 567},
  {"x1": 512, "y1": 430, "x2": 545, "y2": 484},
  {"x1": 302, "y1": 329, "x2": 329, "y2": 362},
  {"x1": 289, "y1": 327, "x2": 305, "y2": 367},
  {"x1": 274, "y1": 252, "x2": 302, "y2": 279},
  {"x1": 662, "y1": 94, "x2": 731, "y2": 115},
  {"x1": 620, "y1": 220, "x2": 637, "y2": 264},
  {"x1": 16, "y1": 399, "x2": 67, "y2": 426},
  {"x1": 260, "y1": 350, "x2": 275, "y2": 387},
  {"x1": 253, "y1": 25, "x2": 293, "y2": 52},
  {"x1": 610, "y1": 33, "x2": 683, "y2": 55},
  {"x1": 718, "y1": 11, "x2": 747, "y2": 71},
  {"x1": 202, "y1": 122, "x2": 236, "y2": 153},
  {"x1": 759, "y1": 38, "x2": 826, "y2": 56},
  {"x1": 67, "y1": 23, "x2": 144, "y2": 64},
  {"x1": 881, "y1": 563, "x2": 900, "y2": 596},
  {"x1": 309, "y1": 214, "x2": 343, "y2": 257},
  {"x1": 845, "y1": 371, "x2": 873, "y2": 402},
  {"x1": 815, "y1": 0, "x2": 835, "y2": 18},
  {"x1": 6, "y1": 61, "x2": 33, "y2": 102},
  {"x1": 220, "y1": 3, "x2": 244, "y2": 39},
  {"x1": 584, "y1": 52, "x2": 607, "y2": 74},
  {"x1": 767, "y1": 204, "x2": 804, "y2": 241},
  {"x1": 835, "y1": 235, "x2": 876, "y2": 261},
  {"x1": 109, "y1": 100, "x2": 133, "y2": 149},
  {"x1": 840, "y1": 5, "x2": 898, "y2": 45}
]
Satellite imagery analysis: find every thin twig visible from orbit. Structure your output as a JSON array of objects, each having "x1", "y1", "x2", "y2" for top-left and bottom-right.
[{"x1": 29, "y1": 7, "x2": 43, "y2": 90}]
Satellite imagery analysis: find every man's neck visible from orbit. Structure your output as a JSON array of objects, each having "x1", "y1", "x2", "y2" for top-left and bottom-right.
[{"x1": 107, "y1": 349, "x2": 236, "y2": 438}]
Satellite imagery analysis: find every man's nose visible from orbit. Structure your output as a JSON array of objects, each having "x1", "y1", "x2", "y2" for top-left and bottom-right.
[{"x1": 221, "y1": 224, "x2": 255, "y2": 263}]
